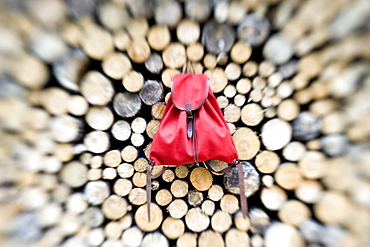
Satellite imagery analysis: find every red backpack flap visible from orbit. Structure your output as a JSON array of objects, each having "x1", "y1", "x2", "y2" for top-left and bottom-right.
[{"x1": 149, "y1": 73, "x2": 238, "y2": 166}]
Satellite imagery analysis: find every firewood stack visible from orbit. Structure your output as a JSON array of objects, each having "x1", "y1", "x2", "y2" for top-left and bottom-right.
[{"x1": 0, "y1": 0, "x2": 369, "y2": 246}]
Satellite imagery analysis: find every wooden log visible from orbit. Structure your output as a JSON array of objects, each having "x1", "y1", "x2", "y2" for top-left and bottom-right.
[
  {"x1": 225, "y1": 63, "x2": 241, "y2": 81},
  {"x1": 208, "y1": 184, "x2": 224, "y2": 202},
  {"x1": 103, "y1": 150, "x2": 121, "y2": 168},
  {"x1": 113, "y1": 178, "x2": 132, "y2": 197},
  {"x1": 127, "y1": 0, "x2": 154, "y2": 19},
  {"x1": 237, "y1": 12, "x2": 270, "y2": 46},
  {"x1": 295, "y1": 179, "x2": 323, "y2": 204},
  {"x1": 83, "y1": 130, "x2": 110, "y2": 154},
  {"x1": 230, "y1": 41, "x2": 252, "y2": 64},
  {"x1": 102, "y1": 167, "x2": 117, "y2": 180},
  {"x1": 190, "y1": 167, "x2": 213, "y2": 191},
  {"x1": 188, "y1": 190, "x2": 204, "y2": 207},
  {"x1": 167, "y1": 199, "x2": 188, "y2": 219},
  {"x1": 102, "y1": 195, "x2": 129, "y2": 220},
  {"x1": 117, "y1": 163, "x2": 135, "y2": 179},
  {"x1": 60, "y1": 161, "x2": 87, "y2": 188},
  {"x1": 113, "y1": 92, "x2": 142, "y2": 118},
  {"x1": 275, "y1": 163, "x2": 303, "y2": 190},
  {"x1": 217, "y1": 96, "x2": 229, "y2": 109},
  {"x1": 151, "y1": 102, "x2": 166, "y2": 120},
  {"x1": 263, "y1": 34, "x2": 293, "y2": 65},
  {"x1": 298, "y1": 151, "x2": 327, "y2": 179},
  {"x1": 154, "y1": 0, "x2": 182, "y2": 28},
  {"x1": 261, "y1": 186, "x2": 287, "y2": 211},
  {"x1": 276, "y1": 80, "x2": 294, "y2": 99},
  {"x1": 97, "y1": 2, "x2": 129, "y2": 31},
  {"x1": 111, "y1": 120, "x2": 131, "y2": 141},
  {"x1": 211, "y1": 210, "x2": 232, "y2": 233},
  {"x1": 145, "y1": 52, "x2": 164, "y2": 74},
  {"x1": 161, "y1": 217, "x2": 185, "y2": 240},
  {"x1": 177, "y1": 233, "x2": 197, "y2": 247},
  {"x1": 156, "y1": 189, "x2": 173, "y2": 206},
  {"x1": 220, "y1": 194, "x2": 239, "y2": 215},
  {"x1": 201, "y1": 199, "x2": 215, "y2": 216},
  {"x1": 292, "y1": 112, "x2": 321, "y2": 141},
  {"x1": 234, "y1": 94, "x2": 246, "y2": 107},
  {"x1": 225, "y1": 228, "x2": 250, "y2": 247},
  {"x1": 80, "y1": 71, "x2": 115, "y2": 106},
  {"x1": 198, "y1": 230, "x2": 224, "y2": 247},
  {"x1": 90, "y1": 155, "x2": 103, "y2": 168},
  {"x1": 277, "y1": 99, "x2": 300, "y2": 121},
  {"x1": 80, "y1": 22, "x2": 114, "y2": 60},
  {"x1": 85, "y1": 106, "x2": 114, "y2": 131},
  {"x1": 40, "y1": 87, "x2": 69, "y2": 115},
  {"x1": 132, "y1": 172, "x2": 147, "y2": 188},
  {"x1": 232, "y1": 127, "x2": 260, "y2": 160},
  {"x1": 185, "y1": 207, "x2": 210, "y2": 233},
  {"x1": 141, "y1": 232, "x2": 168, "y2": 247},
  {"x1": 249, "y1": 208, "x2": 271, "y2": 234},
  {"x1": 162, "y1": 42, "x2": 186, "y2": 69},
  {"x1": 113, "y1": 30, "x2": 131, "y2": 51},
  {"x1": 170, "y1": 180, "x2": 189, "y2": 198},
  {"x1": 102, "y1": 52, "x2": 131, "y2": 80},
  {"x1": 255, "y1": 150, "x2": 280, "y2": 174},
  {"x1": 242, "y1": 61, "x2": 258, "y2": 77},
  {"x1": 147, "y1": 25, "x2": 171, "y2": 51},
  {"x1": 84, "y1": 181, "x2": 110, "y2": 205},
  {"x1": 122, "y1": 70, "x2": 144, "y2": 93},
  {"x1": 176, "y1": 19, "x2": 200, "y2": 45},
  {"x1": 268, "y1": 72, "x2": 283, "y2": 88},
  {"x1": 201, "y1": 20, "x2": 235, "y2": 54},
  {"x1": 261, "y1": 118, "x2": 292, "y2": 151},
  {"x1": 223, "y1": 104, "x2": 241, "y2": 123},
  {"x1": 234, "y1": 211, "x2": 251, "y2": 232},
  {"x1": 186, "y1": 42, "x2": 204, "y2": 62},
  {"x1": 121, "y1": 226, "x2": 143, "y2": 247},
  {"x1": 133, "y1": 158, "x2": 148, "y2": 172},
  {"x1": 162, "y1": 169, "x2": 175, "y2": 183},
  {"x1": 134, "y1": 204, "x2": 163, "y2": 232},
  {"x1": 241, "y1": 103, "x2": 264, "y2": 126},
  {"x1": 127, "y1": 38, "x2": 151, "y2": 64},
  {"x1": 50, "y1": 114, "x2": 81, "y2": 143},
  {"x1": 161, "y1": 68, "x2": 180, "y2": 88},
  {"x1": 278, "y1": 200, "x2": 311, "y2": 227},
  {"x1": 146, "y1": 120, "x2": 160, "y2": 139},
  {"x1": 282, "y1": 141, "x2": 306, "y2": 162},
  {"x1": 203, "y1": 53, "x2": 217, "y2": 69},
  {"x1": 264, "y1": 222, "x2": 304, "y2": 247},
  {"x1": 224, "y1": 84, "x2": 237, "y2": 98},
  {"x1": 128, "y1": 188, "x2": 147, "y2": 206},
  {"x1": 249, "y1": 89, "x2": 263, "y2": 102},
  {"x1": 185, "y1": 0, "x2": 211, "y2": 23},
  {"x1": 175, "y1": 166, "x2": 189, "y2": 178},
  {"x1": 126, "y1": 18, "x2": 149, "y2": 40},
  {"x1": 139, "y1": 80, "x2": 164, "y2": 105},
  {"x1": 67, "y1": 95, "x2": 89, "y2": 116}
]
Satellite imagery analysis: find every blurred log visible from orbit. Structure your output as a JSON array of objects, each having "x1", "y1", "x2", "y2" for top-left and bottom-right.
[
  {"x1": 185, "y1": 207, "x2": 210, "y2": 233},
  {"x1": 167, "y1": 199, "x2": 188, "y2": 219},
  {"x1": 161, "y1": 217, "x2": 185, "y2": 240}
]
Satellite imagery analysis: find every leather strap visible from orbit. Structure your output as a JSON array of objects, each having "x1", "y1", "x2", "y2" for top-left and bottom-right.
[
  {"x1": 204, "y1": 160, "x2": 248, "y2": 217},
  {"x1": 146, "y1": 164, "x2": 168, "y2": 221},
  {"x1": 237, "y1": 161, "x2": 248, "y2": 218},
  {"x1": 146, "y1": 164, "x2": 153, "y2": 221}
]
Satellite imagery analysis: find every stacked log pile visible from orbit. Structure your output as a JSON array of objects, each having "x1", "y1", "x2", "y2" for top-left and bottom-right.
[{"x1": 0, "y1": 0, "x2": 369, "y2": 246}]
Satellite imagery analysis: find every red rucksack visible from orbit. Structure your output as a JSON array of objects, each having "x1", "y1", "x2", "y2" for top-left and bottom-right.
[{"x1": 146, "y1": 73, "x2": 247, "y2": 219}]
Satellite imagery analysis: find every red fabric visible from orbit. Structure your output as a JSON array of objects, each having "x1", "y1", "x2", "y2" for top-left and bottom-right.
[
  {"x1": 150, "y1": 73, "x2": 238, "y2": 166},
  {"x1": 171, "y1": 73, "x2": 208, "y2": 110}
]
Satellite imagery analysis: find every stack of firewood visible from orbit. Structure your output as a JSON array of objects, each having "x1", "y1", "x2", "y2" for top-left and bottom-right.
[{"x1": 0, "y1": 0, "x2": 369, "y2": 246}]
